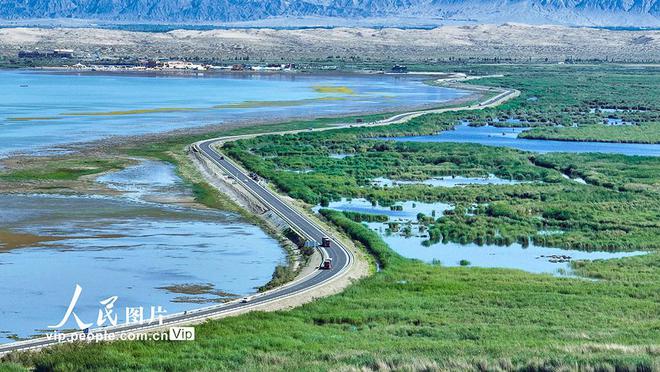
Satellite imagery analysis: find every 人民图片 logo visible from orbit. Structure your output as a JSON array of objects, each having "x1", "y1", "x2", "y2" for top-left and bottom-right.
[{"x1": 49, "y1": 284, "x2": 168, "y2": 332}]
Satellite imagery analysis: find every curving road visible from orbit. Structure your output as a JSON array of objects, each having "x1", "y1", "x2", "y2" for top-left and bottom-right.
[
  {"x1": 0, "y1": 139, "x2": 353, "y2": 356},
  {"x1": 0, "y1": 81, "x2": 517, "y2": 356}
]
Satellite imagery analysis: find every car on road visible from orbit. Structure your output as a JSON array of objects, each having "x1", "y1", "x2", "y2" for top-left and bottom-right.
[
  {"x1": 240, "y1": 297, "x2": 250, "y2": 303},
  {"x1": 321, "y1": 236, "x2": 332, "y2": 248}
]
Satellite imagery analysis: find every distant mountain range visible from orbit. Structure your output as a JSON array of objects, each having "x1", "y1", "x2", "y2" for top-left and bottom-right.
[{"x1": 1, "y1": 0, "x2": 658, "y2": 27}]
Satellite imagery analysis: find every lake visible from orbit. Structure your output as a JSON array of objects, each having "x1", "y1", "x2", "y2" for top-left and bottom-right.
[
  {"x1": 0, "y1": 70, "x2": 470, "y2": 157},
  {"x1": 0, "y1": 71, "x2": 469, "y2": 343},
  {"x1": 388, "y1": 124, "x2": 660, "y2": 156},
  {"x1": 0, "y1": 161, "x2": 286, "y2": 343}
]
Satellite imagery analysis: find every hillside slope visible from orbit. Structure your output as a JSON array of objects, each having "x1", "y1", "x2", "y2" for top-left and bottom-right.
[{"x1": 0, "y1": 0, "x2": 658, "y2": 27}]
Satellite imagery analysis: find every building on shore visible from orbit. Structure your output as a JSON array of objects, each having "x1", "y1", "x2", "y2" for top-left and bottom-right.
[{"x1": 162, "y1": 61, "x2": 208, "y2": 71}]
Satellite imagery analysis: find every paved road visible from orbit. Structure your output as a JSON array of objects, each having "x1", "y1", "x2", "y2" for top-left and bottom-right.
[
  {"x1": 0, "y1": 81, "x2": 517, "y2": 355},
  {"x1": 0, "y1": 141, "x2": 352, "y2": 356},
  {"x1": 197, "y1": 86, "x2": 518, "y2": 145}
]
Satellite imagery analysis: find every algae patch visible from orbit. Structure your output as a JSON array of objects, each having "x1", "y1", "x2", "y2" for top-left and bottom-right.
[
  {"x1": 61, "y1": 107, "x2": 198, "y2": 116},
  {"x1": 6, "y1": 117, "x2": 62, "y2": 122},
  {"x1": 312, "y1": 85, "x2": 355, "y2": 95},
  {"x1": 157, "y1": 283, "x2": 240, "y2": 304},
  {"x1": 0, "y1": 230, "x2": 66, "y2": 251},
  {"x1": 214, "y1": 97, "x2": 345, "y2": 109}
]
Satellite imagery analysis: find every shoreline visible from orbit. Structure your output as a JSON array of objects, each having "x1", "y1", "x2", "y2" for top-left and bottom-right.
[
  {"x1": 0, "y1": 77, "x2": 487, "y2": 258},
  {"x1": 6, "y1": 66, "x2": 453, "y2": 80},
  {"x1": 0, "y1": 68, "x2": 480, "y2": 160},
  {"x1": 0, "y1": 77, "x2": 485, "y2": 291},
  {"x1": 518, "y1": 132, "x2": 660, "y2": 145},
  {"x1": 0, "y1": 76, "x2": 517, "y2": 351}
]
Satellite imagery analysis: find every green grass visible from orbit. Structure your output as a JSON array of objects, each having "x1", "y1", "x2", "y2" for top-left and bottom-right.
[
  {"x1": 312, "y1": 85, "x2": 355, "y2": 94},
  {"x1": 223, "y1": 128, "x2": 660, "y2": 252},
  {"x1": 4, "y1": 212, "x2": 658, "y2": 371},
  {"x1": 2, "y1": 64, "x2": 659, "y2": 371},
  {"x1": 533, "y1": 152, "x2": 660, "y2": 192},
  {"x1": 0, "y1": 159, "x2": 128, "y2": 182},
  {"x1": 457, "y1": 64, "x2": 660, "y2": 135},
  {"x1": 0, "y1": 363, "x2": 25, "y2": 372}
]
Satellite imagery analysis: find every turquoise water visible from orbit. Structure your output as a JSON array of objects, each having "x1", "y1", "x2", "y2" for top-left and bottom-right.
[{"x1": 0, "y1": 71, "x2": 469, "y2": 157}]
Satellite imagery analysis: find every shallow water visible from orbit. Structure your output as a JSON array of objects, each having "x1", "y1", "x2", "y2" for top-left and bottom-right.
[
  {"x1": 97, "y1": 160, "x2": 191, "y2": 203},
  {"x1": 0, "y1": 71, "x2": 469, "y2": 157},
  {"x1": 0, "y1": 71, "x2": 468, "y2": 342},
  {"x1": 388, "y1": 124, "x2": 660, "y2": 156},
  {"x1": 561, "y1": 173, "x2": 587, "y2": 184},
  {"x1": 0, "y1": 160, "x2": 286, "y2": 343},
  {"x1": 317, "y1": 198, "x2": 452, "y2": 220},
  {"x1": 369, "y1": 224, "x2": 645, "y2": 275},
  {"x1": 319, "y1": 199, "x2": 645, "y2": 276},
  {"x1": 371, "y1": 175, "x2": 526, "y2": 188},
  {"x1": 329, "y1": 153, "x2": 355, "y2": 160}
]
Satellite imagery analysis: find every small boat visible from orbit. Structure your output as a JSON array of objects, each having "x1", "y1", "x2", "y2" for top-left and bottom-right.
[{"x1": 19, "y1": 85, "x2": 28, "y2": 88}]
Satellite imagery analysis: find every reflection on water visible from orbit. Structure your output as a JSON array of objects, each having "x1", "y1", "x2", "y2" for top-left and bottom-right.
[
  {"x1": 318, "y1": 198, "x2": 646, "y2": 276},
  {"x1": 0, "y1": 191, "x2": 285, "y2": 342},
  {"x1": 0, "y1": 71, "x2": 469, "y2": 157},
  {"x1": 388, "y1": 124, "x2": 660, "y2": 156},
  {"x1": 368, "y1": 222, "x2": 645, "y2": 275}
]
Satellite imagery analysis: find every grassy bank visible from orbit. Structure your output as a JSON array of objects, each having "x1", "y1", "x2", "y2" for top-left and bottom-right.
[
  {"x1": 0, "y1": 109, "x2": 398, "y2": 200},
  {"x1": 0, "y1": 158, "x2": 130, "y2": 182},
  {"x1": 457, "y1": 65, "x2": 660, "y2": 146},
  {"x1": 4, "y1": 212, "x2": 658, "y2": 371}
]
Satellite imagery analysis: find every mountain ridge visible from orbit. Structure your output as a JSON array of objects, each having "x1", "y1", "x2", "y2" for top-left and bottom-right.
[{"x1": 0, "y1": 0, "x2": 658, "y2": 27}]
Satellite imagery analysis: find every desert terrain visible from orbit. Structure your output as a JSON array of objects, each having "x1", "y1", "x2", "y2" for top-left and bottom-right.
[{"x1": 0, "y1": 23, "x2": 658, "y2": 64}]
